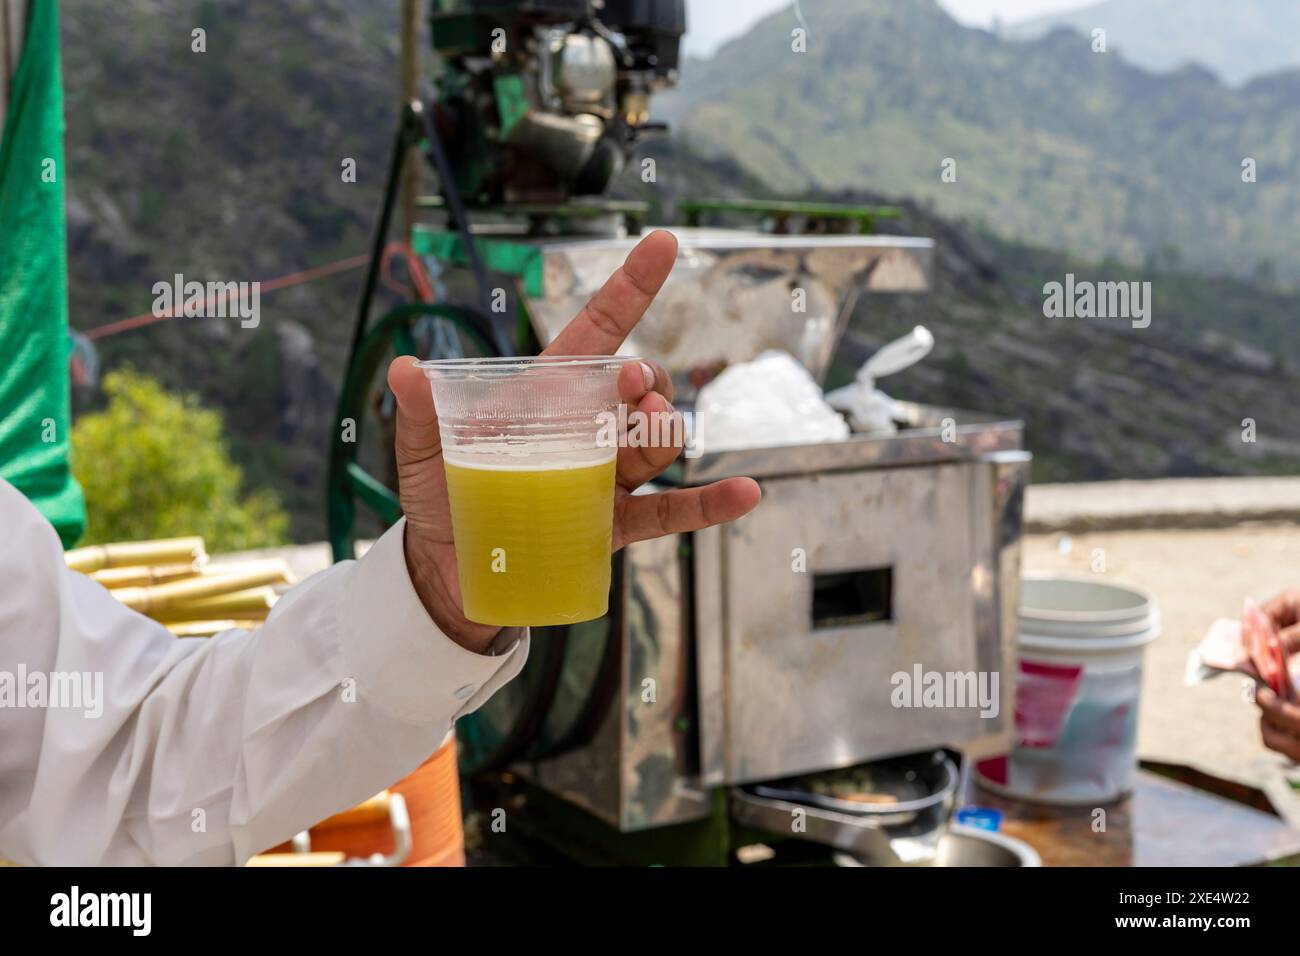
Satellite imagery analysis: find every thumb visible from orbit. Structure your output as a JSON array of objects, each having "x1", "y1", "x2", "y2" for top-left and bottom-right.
[{"x1": 386, "y1": 356, "x2": 442, "y2": 464}]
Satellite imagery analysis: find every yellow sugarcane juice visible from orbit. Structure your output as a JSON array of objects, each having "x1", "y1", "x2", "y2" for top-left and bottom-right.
[
  {"x1": 444, "y1": 452, "x2": 617, "y2": 626},
  {"x1": 418, "y1": 354, "x2": 634, "y2": 628}
]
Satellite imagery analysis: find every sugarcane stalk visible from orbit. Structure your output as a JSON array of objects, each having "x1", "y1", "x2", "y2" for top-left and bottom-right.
[
  {"x1": 90, "y1": 561, "x2": 205, "y2": 589},
  {"x1": 201, "y1": 558, "x2": 295, "y2": 586},
  {"x1": 164, "y1": 619, "x2": 265, "y2": 638},
  {"x1": 154, "y1": 587, "x2": 276, "y2": 622},
  {"x1": 112, "y1": 565, "x2": 286, "y2": 613},
  {"x1": 66, "y1": 537, "x2": 205, "y2": 574},
  {"x1": 245, "y1": 852, "x2": 346, "y2": 867}
]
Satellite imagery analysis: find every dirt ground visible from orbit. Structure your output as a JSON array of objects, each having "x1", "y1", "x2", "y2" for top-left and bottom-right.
[{"x1": 1023, "y1": 523, "x2": 1300, "y2": 795}]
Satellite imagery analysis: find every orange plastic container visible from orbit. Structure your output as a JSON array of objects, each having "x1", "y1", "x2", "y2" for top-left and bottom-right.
[{"x1": 262, "y1": 732, "x2": 465, "y2": 866}]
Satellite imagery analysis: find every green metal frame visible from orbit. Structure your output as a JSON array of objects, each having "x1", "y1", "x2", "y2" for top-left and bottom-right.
[
  {"x1": 411, "y1": 225, "x2": 548, "y2": 298},
  {"x1": 326, "y1": 301, "x2": 495, "y2": 562},
  {"x1": 678, "y1": 197, "x2": 903, "y2": 234},
  {"x1": 492, "y1": 72, "x2": 529, "y2": 141},
  {"x1": 410, "y1": 224, "x2": 550, "y2": 354}
]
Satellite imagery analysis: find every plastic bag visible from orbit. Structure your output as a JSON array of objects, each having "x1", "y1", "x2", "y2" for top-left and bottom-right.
[
  {"x1": 825, "y1": 326, "x2": 934, "y2": 436},
  {"x1": 693, "y1": 350, "x2": 849, "y2": 453}
]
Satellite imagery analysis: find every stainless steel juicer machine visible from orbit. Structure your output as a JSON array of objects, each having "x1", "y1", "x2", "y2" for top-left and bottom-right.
[{"x1": 444, "y1": 227, "x2": 1031, "y2": 865}]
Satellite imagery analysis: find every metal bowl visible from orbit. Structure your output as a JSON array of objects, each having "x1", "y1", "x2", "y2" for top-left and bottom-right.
[
  {"x1": 833, "y1": 824, "x2": 1041, "y2": 867},
  {"x1": 752, "y1": 750, "x2": 960, "y2": 825},
  {"x1": 737, "y1": 751, "x2": 962, "y2": 864}
]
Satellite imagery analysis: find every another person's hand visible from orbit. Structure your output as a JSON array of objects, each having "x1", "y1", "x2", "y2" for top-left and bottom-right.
[
  {"x1": 385, "y1": 230, "x2": 762, "y2": 652},
  {"x1": 1256, "y1": 589, "x2": 1300, "y2": 760},
  {"x1": 1262, "y1": 589, "x2": 1300, "y2": 648}
]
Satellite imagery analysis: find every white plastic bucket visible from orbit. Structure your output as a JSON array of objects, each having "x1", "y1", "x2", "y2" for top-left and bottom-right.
[{"x1": 1005, "y1": 576, "x2": 1160, "y2": 805}]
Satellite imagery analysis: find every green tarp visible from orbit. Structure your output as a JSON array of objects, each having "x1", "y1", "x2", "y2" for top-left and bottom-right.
[{"x1": 0, "y1": 0, "x2": 84, "y2": 546}]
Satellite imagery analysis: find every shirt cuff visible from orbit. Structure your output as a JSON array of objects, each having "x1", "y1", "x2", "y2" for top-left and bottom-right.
[{"x1": 336, "y1": 517, "x2": 522, "y2": 725}]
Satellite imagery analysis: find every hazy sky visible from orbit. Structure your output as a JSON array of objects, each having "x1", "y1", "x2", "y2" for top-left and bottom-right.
[{"x1": 682, "y1": 0, "x2": 1098, "y2": 57}]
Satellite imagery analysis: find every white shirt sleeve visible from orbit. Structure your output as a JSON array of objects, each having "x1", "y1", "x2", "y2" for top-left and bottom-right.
[{"x1": 0, "y1": 479, "x2": 528, "y2": 866}]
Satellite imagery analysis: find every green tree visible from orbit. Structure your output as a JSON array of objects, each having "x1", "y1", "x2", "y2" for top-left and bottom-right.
[{"x1": 72, "y1": 369, "x2": 289, "y2": 552}]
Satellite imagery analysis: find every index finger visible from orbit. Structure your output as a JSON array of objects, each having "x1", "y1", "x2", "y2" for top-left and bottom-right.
[{"x1": 543, "y1": 230, "x2": 677, "y2": 357}]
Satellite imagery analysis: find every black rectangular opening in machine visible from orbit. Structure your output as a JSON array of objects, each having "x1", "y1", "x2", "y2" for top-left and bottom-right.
[{"x1": 812, "y1": 566, "x2": 894, "y2": 629}]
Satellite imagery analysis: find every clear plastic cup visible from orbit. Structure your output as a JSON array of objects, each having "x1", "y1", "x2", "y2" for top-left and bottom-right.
[{"x1": 417, "y1": 355, "x2": 633, "y2": 627}]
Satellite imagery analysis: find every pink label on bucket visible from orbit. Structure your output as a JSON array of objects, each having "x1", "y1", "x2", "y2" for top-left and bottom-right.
[{"x1": 1014, "y1": 660, "x2": 1084, "y2": 748}]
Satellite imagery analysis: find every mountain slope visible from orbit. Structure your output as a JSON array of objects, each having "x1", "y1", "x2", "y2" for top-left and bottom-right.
[
  {"x1": 1009, "y1": 0, "x2": 1300, "y2": 87},
  {"x1": 659, "y1": 0, "x2": 1300, "y2": 281}
]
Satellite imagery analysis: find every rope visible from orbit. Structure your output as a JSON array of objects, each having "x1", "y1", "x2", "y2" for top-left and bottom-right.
[{"x1": 82, "y1": 253, "x2": 373, "y2": 341}]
